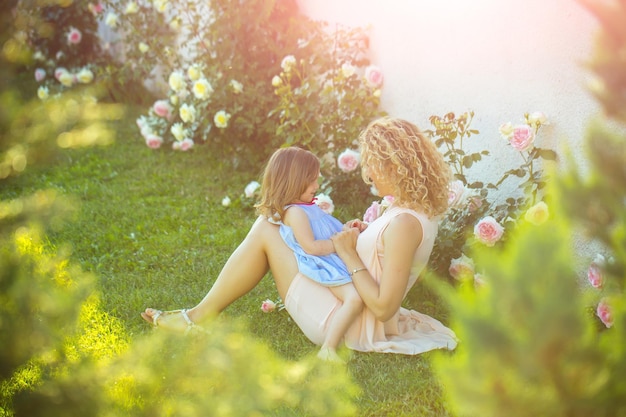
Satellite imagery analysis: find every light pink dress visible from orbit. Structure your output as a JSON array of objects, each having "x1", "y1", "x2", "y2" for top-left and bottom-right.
[{"x1": 284, "y1": 205, "x2": 458, "y2": 354}]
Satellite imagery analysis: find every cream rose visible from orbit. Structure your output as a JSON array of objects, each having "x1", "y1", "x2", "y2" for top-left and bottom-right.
[
  {"x1": 193, "y1": 78, "x2": 213, "y2": 100},
  {"x1": 179, "y1": 103, "x2": 196, "y2": 123},
  {"x1": 524, "y1": 201, "x2": 549, "y2": 225},
  {"x1": 214, "y1": 110, "x2": 231, "y2": 128},
  {"x1": 168, "y1": 71, "x2": 185, "y2": 92}
]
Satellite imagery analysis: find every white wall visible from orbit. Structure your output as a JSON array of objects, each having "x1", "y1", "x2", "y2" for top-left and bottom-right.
[
  {"x1": 297, "y1": 0, "x2": 605, "y2": 265},
  {"x1": 297, "y1": 0, "x2": 599, "y2": 182}
]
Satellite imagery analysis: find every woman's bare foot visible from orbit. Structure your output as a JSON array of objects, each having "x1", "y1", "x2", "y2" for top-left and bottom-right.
[{"x1": 317, "y1": 347, "x2": 346, "y2": 364}]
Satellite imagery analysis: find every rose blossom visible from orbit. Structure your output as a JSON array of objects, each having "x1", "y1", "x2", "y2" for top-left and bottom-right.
[
  {"x1": 153, "y1": 100, "x2": 172, "y2": 119},
  {"x1": 170, "y1": 123, "x2": 187, "y2": 141},
  {"x1": 214, "y1": 110, "x2": 231, "y2": 128},
  {"x1": 34, "y1": 68, "x2": 46, "y2": 82},
  {"x1": 179, "y1": 103, "x2": 196, "y2": 123},
  {"x1": 341, "y1": 63, "x2": 356, "y2": 78},
  {"x1": 244, "y1": 181, "x2": 260, "y2": 198},
  {"x1": 448, "y1": 180, "x2": 467, "y2": 207},
  {"x1": 76, "y1": 68, "x2": 94, "y2": 84},
  {"x1": 271, "y1": 75, "x2": 282, "y2": 87},
  {"x1": 363, "y1": 201, "x2": 381, "y2": 223},
  {"x1": 528, "y1": 111, "x2": 548, "y2": 127},
  {"x1": 315, "y1": 193, "x2": 334, "y2": 214},
  {"x1": 230, "y1": 79, "x2": 243, "y2": 94},
  {"x1": 587, "y1": 254, "x2": 606, "y2": 289},
  {"x1": 498, "y1": 122, "x2": 514, "y2": 139},
  {"x1": 172, "y1": 138, "x2": 194, "y2": 151},
  {"x1": 280, "y1": 55, "x2": 297, "y2": 73},
  {"x1": 508, "y1": 125, "x2": 535, "y2": 152},
  {"x1": 124, "y1": 1, "x2": 139, "y2": 14},
  {"x1": 449, "y1": 254, "x2": 475, "y2": 281},
  {"x1": 145, "y1": 134, "x2": 163, "y2": 149},
  {"x1": 88, "y1": 2, "x2": 104, "y2": 15},
  {"x1": 474, "y1": 216, "x2": 504, "y2": 246},
  {"x1": 188, "y1": 64, "x2": 202, "y2": 81},
  {"x1": 138, "y1": 42, "x2": 149, "y2": 53},
  {"x1": 193, "y1": 78, "x2": 213, "y2": 100},
  {"x1": 596, "y1": 298, "x2": 613, "y2": 328},
  {"x1": 58, "y1": 71, "x2": 74, "y2": 87},
  {"x1": 105, "y1": 12, "x2": 119, "y2": 28},
  {"x1": 168, "y1": 71, "x2": 185, "y2": 92},
  {"x1": 261, "y1": 299, "x2": 276, "y2": 313},
  {"x1": 37, "y1": 86, "x2": 49, "y2": 100},
  {"x1": 364, "y1": 65, "x2": 384, "y2": 88},
  {"x1": 221, "y1": 196, "x2": 231, "y2": 207},
  {"x1": 524, "y1": 201, "x2": 549, "y2": 225},
  {"x1": 337, "y1": 149, "x2": 360, "y2": 173},
  {"x1": 67, "y1": 27, "x2": 82, "y2": 45}
]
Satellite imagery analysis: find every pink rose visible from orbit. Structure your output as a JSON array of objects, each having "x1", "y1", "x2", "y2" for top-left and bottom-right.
[
  {"x1": 88, "y1": 2, "x2": 104, "y2": 15},
  {"x1": 153, "y1": 100, "x2": 172, "y2": 119},
  {"x1": 363, "y1": 201, "x2": 381, "y2": 223},
  {"x1": 447, "y1": 180, "x2": 466, "y2": 207},
  {"x1": 449, "y1": 254, "x2": 475, "y2": 281},
  {"x1": 596, "y1": 298, "x2": 613, "y2": 328},
  {"x1": 34, "y1": 68, "x2": 46, "y2": 82},
  {"x1": 587, "y1": 254, "x2": 605, "y2": 289},
  {"x1": 337, "y1": 149, "x2": 360, "y2": 173},
  {"x1": 67, "y1": 27, "x2": 82, "y2": 45},
  {"x1": 365, "y1": 65, "x2": 384, "y2": 88},
  {"x1": 509, "y1": 125, "x2": 535, "y2": 152},
  {"x1": 315, "y1": 193, "x2": 335, "y2": 215},
  {"x1": 172, "y1": 138, "x2": 194, "y2": 151},
  {"x1": 261, "y1": 299, "x2": 276, "y2": 313},
  {"x1": 474, "y1": 216, "x2": 504, "y2": 246},
  {"x1": 468, "y1": 196, "x2": 483, "y2": 212},
  {"x1": 145, "y1": 135, "x2": 163, "y2": 149}
]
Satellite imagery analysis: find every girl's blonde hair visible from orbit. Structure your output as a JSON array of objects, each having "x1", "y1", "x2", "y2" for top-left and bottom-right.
[
  {"x1": 255, "y1": 147, "x2": 320, "y2": 221},
  {"x1": 359, "y1": 117, "x2": 451, "y2": 217}
]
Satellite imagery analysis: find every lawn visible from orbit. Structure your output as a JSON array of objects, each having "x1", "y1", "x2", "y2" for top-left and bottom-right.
[{"x1": 2, "y1": 113, "x2": 456, "y2": 416}]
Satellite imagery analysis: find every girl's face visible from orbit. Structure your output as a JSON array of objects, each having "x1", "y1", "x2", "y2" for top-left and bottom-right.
[{"x1": 297, "y1": 175, "x2": 320, "y2": 203}]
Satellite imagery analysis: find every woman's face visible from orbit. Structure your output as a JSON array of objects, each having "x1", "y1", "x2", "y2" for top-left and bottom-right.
[{"x1": 363, "y1": 164, "x2": 393, "y2": 197}]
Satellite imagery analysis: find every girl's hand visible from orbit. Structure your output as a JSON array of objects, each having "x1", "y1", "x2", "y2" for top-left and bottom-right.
[
  {"x1": 344, "y1": 219, "x2": 368, "y2": 232},
  {"x1": 331, "y1": 227, "x2": 360, "y2": 257}
]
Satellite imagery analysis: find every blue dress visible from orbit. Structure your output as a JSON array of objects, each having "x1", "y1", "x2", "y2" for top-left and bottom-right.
[{"x1": 279, "y1": 203, "x2": 352, "y2": 286}]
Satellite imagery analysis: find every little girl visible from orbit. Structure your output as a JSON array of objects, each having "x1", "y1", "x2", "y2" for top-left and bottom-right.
[{"x1": 255, "y1": 147, "x2": 363, "y2": 363}]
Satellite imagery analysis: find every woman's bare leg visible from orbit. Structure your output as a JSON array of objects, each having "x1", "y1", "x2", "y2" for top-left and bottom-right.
[{"x1": 142, "y1": 216, "x2": 299, "y2": 328}]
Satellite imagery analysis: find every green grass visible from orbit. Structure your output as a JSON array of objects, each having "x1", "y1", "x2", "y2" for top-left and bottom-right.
[{"x1": 2, "y1": 115, "x2": 456, "y2": 416}]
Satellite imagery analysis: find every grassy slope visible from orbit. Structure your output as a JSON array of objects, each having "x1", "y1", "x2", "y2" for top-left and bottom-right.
[{"x1": 2, "y1": 117, "x2": 455, "y2": 416}]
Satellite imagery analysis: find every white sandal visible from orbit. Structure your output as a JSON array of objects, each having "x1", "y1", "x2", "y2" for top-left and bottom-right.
[{"x1": 148, "y1": 308, "x2": 205, "y2": 334}]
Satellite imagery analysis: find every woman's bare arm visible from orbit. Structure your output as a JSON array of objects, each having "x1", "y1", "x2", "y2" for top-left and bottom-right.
[{"x1": 332, "y1": 214, "x2": 422, "y2": 321}]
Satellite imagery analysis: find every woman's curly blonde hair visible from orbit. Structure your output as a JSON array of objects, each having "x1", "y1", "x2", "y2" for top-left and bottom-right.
[{"x1": 359, "y1": 117, "x2": 451, "y2": 217}]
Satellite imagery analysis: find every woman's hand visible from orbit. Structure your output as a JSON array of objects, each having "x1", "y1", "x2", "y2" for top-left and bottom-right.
[
  {"x1": 331, "y1": 227, "x2": 360, "y2": 258},
  {"x1": 344, "y1": 219, "x2": 368, "y2": 232}
]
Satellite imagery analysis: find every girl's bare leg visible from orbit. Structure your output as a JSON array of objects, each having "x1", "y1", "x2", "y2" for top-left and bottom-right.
[
  {"x1": 318, "y1": 283, "x2": 363, "y2": 361},
  {"x1": 142, "y1": 216, "x2": 299, "y2": 328}
]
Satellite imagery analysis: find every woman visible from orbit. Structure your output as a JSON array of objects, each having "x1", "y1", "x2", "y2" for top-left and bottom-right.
[{"x1": 142, "y1": 116, "x2": 458, "y2": 355}]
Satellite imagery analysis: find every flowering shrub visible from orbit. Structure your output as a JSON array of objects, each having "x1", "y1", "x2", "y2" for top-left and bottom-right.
[
  {"x1": 269, "y1": 23, "x2": 386, "y2": 204},
  {"x1": 425, "y1": 111, "x2": 557, "y2": 280}
]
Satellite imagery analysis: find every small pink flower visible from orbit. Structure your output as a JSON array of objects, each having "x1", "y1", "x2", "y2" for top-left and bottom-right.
[
  {"x1": 261, "y1": 299, "x2": 276, "y2": 313},
  {"x1": 365, "y1": 65, "x2": 384, "y2": 88},
  {"x1": 447, "y1": 180, "x2": 466, "y2": 207},
  {"x1": 509, "y1": 125, "x2": 535, "y2": 152},
  {"x1": 468, "y1": 196, "x2": 483, "y2": 212},
  {"x1": 145, "y1": 135, "x2": 163, "y2": 149},
  {"x1": 315, "y1": 193, "x2": 335, "y2": 214},
  {"x1": 88, "y1": 2, "x2": 104, "y2": 15},
  {"x1": 474, "y1": 216, "x2": 504, "y2": 246},
  {"x1": 449, "y1": 254, "x2": 475, "y2": 281},
  {"x1": 363, "y1": 201, "x2": 381, "y2": 223},
  {"x1": 587, "y1": 254, "x2": 605, "y2": 289},
  {"x1": 596, "y1": 298, "x2": 613, "y2": 328},
  {"x1": 153, "y1": 100, "x2": 172, "y2": 119},
  {"x1": 67, "y1": 27, "x2": 82, "y2": 45},
  {"x1": 337, "y1": 148, "x2": 360, "y2": 173},
  {"x1": 34, "y1": 68, "x2": 46, "y2": 82},
  {"x1": 172, "y1": 138, "x2": 194, "y2": 151}
]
